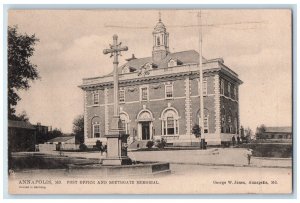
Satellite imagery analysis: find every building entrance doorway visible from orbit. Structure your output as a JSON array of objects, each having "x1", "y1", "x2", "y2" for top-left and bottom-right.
[
  {"x1": 141, "y1": 122, "x2": 150, "y2": 140},
  {"x1": 137, "y1": 109, "x2": 153, "y2": 141}
]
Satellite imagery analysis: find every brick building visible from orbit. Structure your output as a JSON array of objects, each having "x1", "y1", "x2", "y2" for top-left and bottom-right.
[{"x1": 80, "y1": 17, "x2": 243, "y2": 146}]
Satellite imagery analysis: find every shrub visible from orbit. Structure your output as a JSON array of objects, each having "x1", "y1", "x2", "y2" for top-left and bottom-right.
[
  {"x1": 79, "y1": 143, "x2": 88, "y2": 151},
  {"x1": 238, "y1": 143, "x2": 292, "y2": 158},
  {"x1": 146, "y1": 140, "x2": 154, "y2": 149},
  {"x1": 103, "y1": 145, "x2": 107, "y2": 152},
  {"x1": 95, "y1": 140, "x2": 103, "y2": 151},
  {"x1": 155, "y1": 138, "x2": 166, "y2": 149},
  {"x1": 192, "y1": 124, "x2": 201, "y2": 138}
]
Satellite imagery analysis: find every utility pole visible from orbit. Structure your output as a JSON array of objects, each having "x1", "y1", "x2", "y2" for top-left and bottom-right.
[{"x1": 198, "y1": 11, "x2": 205, "y2": 138}]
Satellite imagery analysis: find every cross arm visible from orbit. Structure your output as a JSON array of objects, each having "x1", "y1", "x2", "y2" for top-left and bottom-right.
[
  {"x1": 117, "y1": 46, "x2": 128, "y2": 52},
  {"x1": 103, "y1": 46, "x2": 128, "y2": 54},
  {"x1": 103, "y1": 48, "x2": 115, "y2": 54}
]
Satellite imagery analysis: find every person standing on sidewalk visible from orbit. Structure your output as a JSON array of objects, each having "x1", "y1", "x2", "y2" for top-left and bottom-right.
[{"x1": 246, "y1": 149, "x2": 253, "y2": 165}]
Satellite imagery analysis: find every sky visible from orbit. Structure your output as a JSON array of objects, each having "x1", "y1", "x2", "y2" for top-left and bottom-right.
[{"x1": 8, "y1": 9, "x2": 292, "y2": 133}]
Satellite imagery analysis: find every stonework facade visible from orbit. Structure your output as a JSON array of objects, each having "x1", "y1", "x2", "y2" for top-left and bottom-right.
[{"x1": 80, "y1": 18, "x2": 243, "y2": 146}]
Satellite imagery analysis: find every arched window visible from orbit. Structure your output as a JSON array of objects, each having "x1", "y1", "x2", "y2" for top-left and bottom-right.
[
  {"x1": 91, "y1": 116, "x2": 101, "y2": 138},
  {"x1": 120, "y1": 112, "x2": 130, "y2": 134},
  {"x1": 161, "y1": 108, "x2": 179, "y2": 136},
  {"x1": 157, "y1": 36, "x2": 160, "y2": 46}
]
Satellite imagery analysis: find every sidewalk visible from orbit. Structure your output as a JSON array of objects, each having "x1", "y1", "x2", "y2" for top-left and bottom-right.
[
  {"x1": 43, "y1": 148, "x2": 292, "y2": 168},
  {"x1": 128, "y1": 148, "x2": 292, "y2": 168}
]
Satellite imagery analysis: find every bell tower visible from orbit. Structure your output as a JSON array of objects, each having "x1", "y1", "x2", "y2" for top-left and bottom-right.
[{"x1": 152, "y1": 12, "x2": 169, "y2": 62}]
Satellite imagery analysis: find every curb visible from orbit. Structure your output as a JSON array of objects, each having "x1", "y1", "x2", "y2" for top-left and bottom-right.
[{"x1": 152, "y1": 161, "x2": 292, "y2": 169}]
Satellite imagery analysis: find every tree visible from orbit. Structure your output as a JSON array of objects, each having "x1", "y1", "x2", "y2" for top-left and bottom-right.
[
  {"x1": 48, "y1": 128, "x2": 63, "y2": 138},
  {"x1": 8, "y1": 26, "x2": 39, "y2": 120},
  {"x1": 72, "y1": 114, "x2": 84, "y2": 144},
  {"x1": 242, "y1": 127, "x2": 253, "y2": 143},
  {"x1": 256, "y1": 124, "x2": 267, "y2": 140},
  {"x1": 15, "y1": 111, "x2": 29, "y2": 122}
]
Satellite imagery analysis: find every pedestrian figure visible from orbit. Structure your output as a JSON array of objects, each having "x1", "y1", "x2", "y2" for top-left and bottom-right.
[
  {"x1": 246, "y1": 149, "x2": 253, "y2": 165},
  {"x1": 232, "y1": 136, "x2": 236, "y2": 146},
  {"x1": 237, "y1": 136, "x2": 241, "y2": 144}
]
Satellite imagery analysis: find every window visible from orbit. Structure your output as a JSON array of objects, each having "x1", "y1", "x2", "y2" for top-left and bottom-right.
[
  {"x1": 166, "y1": 116, "x2": 175, "y2": 135},
  {"x1": 93, "y1": 93, "x2": 99, "y2": 105},
  {"x1": 233, "y1": 86, "x2": 237, "y2": 100},
  {"x1": 162, "y1": 109, "x2": 179, "y2": 136},
  {"x1": 203, "y1": 80, "x2": 208, "y2": 95},
  {"x1": 234, "y1": 118, "x2": 238, "y2": 134},
  {"x1": 228, "y1": 83, "x2": 231, "y2": 98},
  {"x1": 168, "y1": 60, "x2": 177, "y2": 67},
  {"x1": 140, "y1": 87, "x2": 148, "y2": 101},
  {"x1": 93, "y1": 124, "x2": 100, "y2": 138},
  {"x1": 122, "y1": 66, "x2": 129, "y2": 74},
  {"x1": 221, "y1": 108, "x2": 226, "y2": 133},
  {"x1": 221, "y1": 79, "x2": 225, "y2": 95},
  {"x1": 119, "y1": 89, "x2": 125, "y2": 103},
  {"x1": 203, "y1": 115, "x2": 209, "y2": 133},
  {"x1": 228, "y1": 116, "x2": 232, "y2": 133},
  {"x1": 145, "y1": 63, "x2": 152, "y2": 70},
  {"x1": 165, "y1": 84, "x2": 173, "y2": 98},
  {"x1": 198, "y1": 111, "x2": 209, "y2": 134},
  {"x1": 157, "y1": 36, "x2": 160, "y2": 46},
  {"x1": 120, "y1": 113, "x2": 130, "y2": 134},
  {"x1": 120, "y1": 119, "x2": 129, "y2": 134}
]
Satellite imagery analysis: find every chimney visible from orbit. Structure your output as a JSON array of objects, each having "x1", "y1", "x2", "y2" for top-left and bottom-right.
[{"x1": 125, "y1": 54, "x2": 137, "y2": 61}]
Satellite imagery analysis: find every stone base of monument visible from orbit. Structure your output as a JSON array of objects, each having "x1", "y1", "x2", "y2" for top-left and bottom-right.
[
  {"x1": 67, "y1": 162, "x2": 171, "y2": 177},
  {"x1": 102, "y1": 157, "x2": 133, "y2": 166}
]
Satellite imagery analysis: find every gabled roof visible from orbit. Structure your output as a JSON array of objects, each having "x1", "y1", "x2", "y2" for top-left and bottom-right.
[
  {"x1": 47, "y1": 136, "x2": 74, "y2": 143},
  {"x1": 265, "y1": 127, "x2": 292, "y2": 133},
  {"x1": 8, "y1": 120, "x2": 35, "y2": 130}
]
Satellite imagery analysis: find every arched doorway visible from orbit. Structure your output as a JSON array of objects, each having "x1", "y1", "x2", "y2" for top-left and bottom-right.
[{"x1": 137, "y1": 109, "x2": 154, "y2": 140}]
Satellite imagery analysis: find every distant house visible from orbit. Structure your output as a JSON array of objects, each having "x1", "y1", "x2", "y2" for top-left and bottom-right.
[
  {"x1": 262, "y1": 127, "x2": 292, "y2": 140},
  {"x1": 39, "y1": 136, "x2": 77, "y2": 152},
  {"x1": 8, "y1": 120, "x2": 36, "y2": 152}
]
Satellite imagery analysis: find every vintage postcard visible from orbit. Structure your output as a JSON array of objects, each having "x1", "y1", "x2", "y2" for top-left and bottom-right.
[{"x1": 7, "y1": 8, "x2": 293, "y2": 195}]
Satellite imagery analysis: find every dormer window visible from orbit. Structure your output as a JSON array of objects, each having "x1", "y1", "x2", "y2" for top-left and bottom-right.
[
  {"x1": 168, "y1": 59, "x2": 177, "y2": 67},
  {"x1": 145, "y1": 63, "x2": 152, "y2": 70},
  {"x1": 122, "y1": 66, "x2": 130, "y2": 74},
  {"x1": 168, "y1": 59, "x2": 182, "y2": 67}
]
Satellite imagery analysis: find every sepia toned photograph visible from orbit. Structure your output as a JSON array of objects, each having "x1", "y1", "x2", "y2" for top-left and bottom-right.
[{"x1": 6, "y1": 8, "x2": 293, "y2": 195}]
